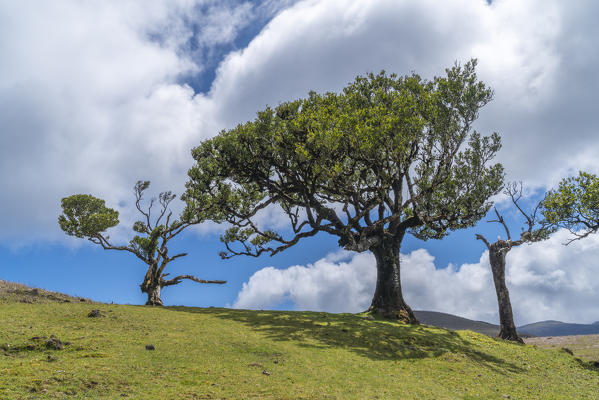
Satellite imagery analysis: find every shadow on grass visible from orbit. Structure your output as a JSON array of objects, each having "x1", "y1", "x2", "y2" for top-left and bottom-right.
[
  {"x1": 168, "y1": 307, "x2": 523, "y2": 374},
  {"x1": 571, "y1": 354, "x2": 599, "y2": 373}
]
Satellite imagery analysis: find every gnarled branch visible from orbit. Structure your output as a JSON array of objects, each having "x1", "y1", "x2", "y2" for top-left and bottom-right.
[{"x1": 162, "y1": 275, "x2": 226, "y2": 287}]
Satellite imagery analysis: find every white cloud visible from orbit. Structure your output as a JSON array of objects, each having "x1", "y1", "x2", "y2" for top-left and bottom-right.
[
  {"x1": 2, "y1": 0, "x2": 599, "y2": 248},
  {"x1": 0, "y1": 0, "x2": 252, "y2": 245},
  {"x1": 233, "y1": 250, "x2": 376, "y2": 313},
  {"x1": 234, "y1": 229, "x2": 599, "y2": 325}
]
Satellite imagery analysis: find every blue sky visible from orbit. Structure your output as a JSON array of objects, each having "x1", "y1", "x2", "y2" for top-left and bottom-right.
[{"x1": 2, "y1": 0, "x2": 599, "y2": 325}]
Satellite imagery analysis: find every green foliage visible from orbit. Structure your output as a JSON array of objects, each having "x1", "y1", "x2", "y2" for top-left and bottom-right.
[
  {"x1": 185, "y1": 59, "x2": 504, "y2": 255},
  {"x1": 129, "y1": 226, "x2": 164, "y2": 261},
  {"x1": 58, "y1": 194, "x2": 119, "y2": 239},
  {"x1": 543, "y1": 171, "x2": 599, "y2": 239}
]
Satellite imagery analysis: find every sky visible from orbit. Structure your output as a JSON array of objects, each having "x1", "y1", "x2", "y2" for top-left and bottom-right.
[{"x1": 1, "y1": 0, "x2": 599, "y2": 325}]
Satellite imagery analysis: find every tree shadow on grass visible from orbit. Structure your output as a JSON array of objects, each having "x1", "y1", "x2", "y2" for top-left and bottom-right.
[{"x1": 168, "y1": 307, "x2": 523, "y2": 375}]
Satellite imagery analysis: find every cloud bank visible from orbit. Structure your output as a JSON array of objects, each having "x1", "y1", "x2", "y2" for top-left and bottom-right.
[
  {"x1": 233, "y1": 230, "x2": 599, "y2": 325},
  {"x1": 2, "y1": 0, "x2": 599, "y2": 248}
]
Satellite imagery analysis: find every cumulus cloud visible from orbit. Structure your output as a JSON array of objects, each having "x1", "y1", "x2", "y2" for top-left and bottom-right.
[
  {"x1": 234, "y1": 229, "x2": 599, "y2": 325},
  {"x1": 209, "y1": 0, "x2": 599, "y2": 185},
  {"x1": 2, "y1": 0, "x2": 599, "y2": 247},
  {"x1": 233, "y1": 250, "x2": 377, "y2": 313},
  {"x1": 0, "y1": 0, "x2": 254, "y2": 244}
]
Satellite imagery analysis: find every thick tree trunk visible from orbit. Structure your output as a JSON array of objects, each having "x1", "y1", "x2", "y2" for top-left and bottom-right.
[
  {"x1": 489, "y1": 246, "x2": 523, "y2": 343},
  {"x1": 368, "y1": 237, "x2": 418, "y2": 324},
  {"x1": 140, "y1": 264, "x2": 164, "y2": 306},
  {"x1": 144, "y1": 283, "x2": 163, "y2": 306}
]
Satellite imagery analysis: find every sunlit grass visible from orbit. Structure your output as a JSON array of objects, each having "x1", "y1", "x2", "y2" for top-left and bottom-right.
[{"x1": 1, "y1": 300, "x2": 598, "y2": 399}]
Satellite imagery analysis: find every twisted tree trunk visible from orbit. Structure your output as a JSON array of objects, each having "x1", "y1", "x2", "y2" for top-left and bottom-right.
[
  {"x1": 488, "y1": 244, "x2": 523, "y2": 343},
  {"x1": 145, "y1": 283, "x2": 163, "y2": 306},
  {"x1": 368, "y1": 237, "x2": 418, "y2": 324},
  {"x1": 139, "y1": 264, "x2": 227, "y2": 306},
  {"x1": 140, "y1": 263, "x2": 163, "y2": 306}
]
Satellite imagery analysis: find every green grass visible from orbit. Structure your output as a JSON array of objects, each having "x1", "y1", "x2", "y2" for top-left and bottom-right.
[{"x1": 1, "y1": 300, "x2": 598, "y2": 400}]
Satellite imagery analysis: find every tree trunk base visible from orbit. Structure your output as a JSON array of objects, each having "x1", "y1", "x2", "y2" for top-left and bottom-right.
[
  {"x1": 366, "y1": 306, "x2": 419, "y2": 324},
  {"x1": 144, "y1": 284, "x2": 163, "y2": 306},
  {"x1": 498, "y1": 329, "x2": 524, "y2": 343}
]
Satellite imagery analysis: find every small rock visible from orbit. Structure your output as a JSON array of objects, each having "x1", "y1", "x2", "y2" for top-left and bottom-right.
[
  {"x1": 45, "y1": 338, "x2": 64, "y2": 350},
  {"x1": 262, "y1": 370, "x2": 270, "y2": 376},
  {"x1": 364, "y1": 315, "x2": 375, "y2": 320},
  {"x1": 145, "y1": 344, "x2": 155, "y2": 351},
  {"x1": 273, "y1": 360, "x2": 279, "y2": 364},
  {"x1": 46, "y1": 355, "x2": 57, "y2": 362},
  {"x1": 88, "y1": 309, "x2": 103, "y2": 318}
]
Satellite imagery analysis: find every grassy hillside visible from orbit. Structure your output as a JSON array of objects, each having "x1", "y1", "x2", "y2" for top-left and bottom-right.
[{"x1": 1, "y1": 286, "x2": 598, "y2": 399}]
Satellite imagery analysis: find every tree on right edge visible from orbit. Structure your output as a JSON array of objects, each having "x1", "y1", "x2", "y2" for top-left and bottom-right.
[
  {"x1": 542, "y1": 171, "x2": 599, "y2": 243},
  {"x1": 476, "y1": 182, "x2": 552, "y2": 342}
]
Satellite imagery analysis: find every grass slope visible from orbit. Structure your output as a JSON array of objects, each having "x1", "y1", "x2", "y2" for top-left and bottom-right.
[{"x1": 1, "y1": 300, "x2": 598, "y2": 400}]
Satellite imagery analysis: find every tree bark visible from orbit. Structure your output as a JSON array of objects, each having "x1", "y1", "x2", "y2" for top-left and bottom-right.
[
  {"x1": 144, "y1": 283, "x2": 163, "y2": 306},
  {"x1": 368, "y1": 237, "x2": 418, "y2": 324},
  {"x1": 140, "y1": 264, "x2": 164, "y2": 306},
  {"x1": 488, "y1": 245, "x2": 523, "y2": 343}
]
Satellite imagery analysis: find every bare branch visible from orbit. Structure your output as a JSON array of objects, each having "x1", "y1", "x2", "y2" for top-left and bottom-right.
[
  {"x1": 489, "y1": 207, "x2": 511, "y2": 240},
  {"x1": 475, "y1": 233, "x2": 491, "y2": 249},
  {"x1": 162, "y1": 275, "x2": 227, "y2": 287},
  {"x1": 89, "y1": 233, "x2": 146, "y2": 263}
]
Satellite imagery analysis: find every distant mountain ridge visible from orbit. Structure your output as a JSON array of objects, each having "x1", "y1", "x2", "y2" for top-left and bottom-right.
[
  {"x1": 415, "y1": 310, "x2": 599, "y2": 337},
  {"x1": 518, "y1": 320, "x2": 599, "y2": 337},
  {"x1": 414, "y1": 311, "x2": 501, "y2": 337}
]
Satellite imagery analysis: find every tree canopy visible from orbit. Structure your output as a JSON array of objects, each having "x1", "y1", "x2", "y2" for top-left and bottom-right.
[
  {"x1": 542, "y1": 171, "x2": 599, "y2": 243},
  {"x1": 185, "y1": 60, "x2": 503, "y2": 321}
]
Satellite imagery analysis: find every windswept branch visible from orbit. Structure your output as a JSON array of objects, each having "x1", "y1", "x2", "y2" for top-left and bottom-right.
[
  {"x1": 90, "y1": 233, "x2": 147, "y2": 263},
  {"x1": 162, "y1": 275, "x2": 226, "y2": 287}
]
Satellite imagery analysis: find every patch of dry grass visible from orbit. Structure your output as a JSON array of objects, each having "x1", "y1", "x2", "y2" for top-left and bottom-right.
[
  {"x1": 526, "y1": 335, "x2": 599, "y2": 363},
  {"x1": 0, "y1": 279, "x2": 93, "y2": 305}
]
